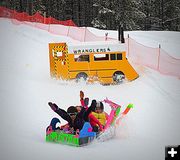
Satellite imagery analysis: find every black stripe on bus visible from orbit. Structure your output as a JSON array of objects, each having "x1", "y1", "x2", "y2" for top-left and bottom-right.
[
  {"x1": 69, "y1": 69, "x2": 116, "y2": 72},
  {"x1": 100, "y1": 76, "x2": 112, "y2": 78}
]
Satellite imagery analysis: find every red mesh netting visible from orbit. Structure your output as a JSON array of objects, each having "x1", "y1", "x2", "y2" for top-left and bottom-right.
[
  {"x1": 128, "y1": 38, "x2": 159, "y2": 70},
  {"x1": 0, "y1": 6, "x2": 76, "y2": 26},
  {"x1": 158, "y1": 49, "x2": 180, "y2": 77}
]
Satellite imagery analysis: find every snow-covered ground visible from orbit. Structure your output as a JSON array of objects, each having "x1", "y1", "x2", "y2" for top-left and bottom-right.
[
  {"x1": 88, "y1": 27, "x2": 180, "y2": 58},
  {"x1": 0, "y1": 18, "x2": 180, "y2": 160}
]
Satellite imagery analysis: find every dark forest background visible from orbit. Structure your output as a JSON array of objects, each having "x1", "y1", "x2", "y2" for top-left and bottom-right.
[{"x1": 0, "y1": 0, "x2": 180, "y2": 31}]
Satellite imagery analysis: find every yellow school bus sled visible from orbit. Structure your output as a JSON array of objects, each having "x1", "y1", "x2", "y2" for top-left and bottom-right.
[{"x1": 49, "y1": 41, "x2": 138, "y2": 84}]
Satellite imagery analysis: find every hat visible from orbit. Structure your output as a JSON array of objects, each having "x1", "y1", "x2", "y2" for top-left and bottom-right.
[
  {"x1": 67, "y1": 106, "x2": 78, "y2": 114},
  {"x1": 90, "y1": 100, "x2": 97, "y2": 111},
  {"x1": 96, "y1": 101, "x2": 104, "y2": 110}
]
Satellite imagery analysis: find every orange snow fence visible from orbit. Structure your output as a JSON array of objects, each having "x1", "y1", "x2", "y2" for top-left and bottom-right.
[
  {"x1": 158, "y1": 49, "x2": 180, "y2": 77},
  {"x1": 128, "y1": 38, "x2": 159, "y2": 70},
  {"x1": 1, "y1": 6, "x2": 180, "y2": 78},
  {"x1": 127, "y1": 37, "x2": 180, "y2": 78},
  {"x1": 0, "y1": 6, "x2": 76, "y2": 26}
]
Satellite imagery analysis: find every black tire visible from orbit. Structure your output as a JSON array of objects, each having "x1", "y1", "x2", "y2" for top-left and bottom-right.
[
  {"x1": 76, "y1": 72, "x2": 88, "y2": 82},
  {"x1": 113, "y1": 71, "x2": 125, "y2": 84}
]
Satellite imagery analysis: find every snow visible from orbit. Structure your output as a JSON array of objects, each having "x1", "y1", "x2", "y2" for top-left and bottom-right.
[
  {"x1": 0, "y1": 18, "x2": 180, "y2": 160},
  {"x1": 88, "y1": 27, "x2": 180, "y2": 58}
]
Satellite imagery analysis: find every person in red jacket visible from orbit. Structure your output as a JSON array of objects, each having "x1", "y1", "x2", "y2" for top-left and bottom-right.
[{"x1": 80, "y1": 91, "x2": 104, "y2": 132}]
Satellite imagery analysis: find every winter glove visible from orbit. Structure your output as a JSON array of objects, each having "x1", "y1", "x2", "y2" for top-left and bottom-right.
[
  {"x1": 99, "y1": 125, "x2": 104, "y2": 132},
  {"x1": 84, "y1": 97, "x2": 89, "y2": 106},
  {"x1": 80, "y1": 90, "x2": 84, "y2": 100},
  {"x1": 48, "y1": 102, "x2": 58, "y2": 111}
]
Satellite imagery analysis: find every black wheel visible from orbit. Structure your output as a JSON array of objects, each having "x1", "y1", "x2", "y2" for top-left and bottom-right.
[
  {"x1": 113, "y1": 71, "x2": 125, "y2": 84},
  {"x1": 76, "y1": 72, "x2": 88, "y2": 82}
]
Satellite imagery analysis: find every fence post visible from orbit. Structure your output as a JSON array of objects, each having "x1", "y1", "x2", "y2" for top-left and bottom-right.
[
  {"x1": 48, "y1": 22, "x2": 50, "y2": 32},
  {"x1": 157, "y1": 44, "x2": 161, "y2": 70},
  {"x1": 84, "y1": 27, "x2": 87, "y2": 42},
  {"x1": 13, "y1": 8, "x2": 15, "y2": 20},
  {"x1": 105, "y1": 32, "x2": 108, "y2": 41},
  {"x1": 67, "y1": 26, "x2": 70, "y2": 37},
  {"x1": 43, "y1": 12, "x2": 46, "y2": 24},
  {"x1": 127, "y1": 34, "x2": 130, "y2": 57},
  {"x1": 23, "y1": 12, "x2": 25, "y2": 21}
]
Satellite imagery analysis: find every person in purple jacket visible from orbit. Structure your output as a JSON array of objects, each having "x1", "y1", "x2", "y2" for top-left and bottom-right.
[{"x1": 48, "y1": 102, "x2": 85, "y2": 134}]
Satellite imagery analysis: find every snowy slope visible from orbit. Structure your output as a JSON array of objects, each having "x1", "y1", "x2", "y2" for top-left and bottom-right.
[
  {"x1": 88, "y1": 27, "x2": 180, "y2": 58},
  {"x1": 0, "y1": 18, "x2": 180, "y2": 160}
]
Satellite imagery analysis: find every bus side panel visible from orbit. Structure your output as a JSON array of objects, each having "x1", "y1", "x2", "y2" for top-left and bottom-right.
[
  {"x1": 56, "y1": 60, "x2": 69, "y2": 79},
  {"x1": 68, "y1": 54, "x2": 90, "y2": 79},
  {"x1": 49, "y1": 43, "x2": 69, "y2": 79},
  {"x1": 49, "y1": 43, "x2": 56, "y2": 77},
  {"x1": 120, "y1": 60, "x2": 139, "y2": 81},
  {"x1": 110, "y1": 52, "x2": 139, "y2": 81},
  {"x1": 88, "y1": 53, "x2": 116, "y2": 80},
  {"x1": 92, "y1": 52, "x2": 138, "y2": 82}
]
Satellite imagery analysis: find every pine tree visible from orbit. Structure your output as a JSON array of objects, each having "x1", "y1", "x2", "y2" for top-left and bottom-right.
[
  {"x1": 0, "y1": 0, "x2": 179, "y2": 31},
  {"x1": 92, "y1": 0, "x2": 146, "y2": 30},
  {"x1": 92, "y1": 0, "x2": 115, "y2": 29},
  {"x1": 113, "y1": 0, "x2": 146, "y2": 30},
  {"x1": 141, "y1": 0, "x2": 180, "y2": 31},
  {"x1": 161, "y1": 0, "x2": 180, "y2": 31}
]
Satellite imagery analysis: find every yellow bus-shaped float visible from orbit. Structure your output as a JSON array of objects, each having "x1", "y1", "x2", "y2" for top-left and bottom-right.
[{"x1": 49, "y1": 41, "x2": 138, "y2": 84}]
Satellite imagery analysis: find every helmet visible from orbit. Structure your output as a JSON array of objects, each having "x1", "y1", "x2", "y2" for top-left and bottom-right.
[
  {"x1": 90, "y1": 100, "x2": 97, "y2": 112},
  {"x1": 96, "y1": 101, "x2": 104, "y2": 110},
  {"x1": 67, "y1": 106, "x2": 78, "y2": 114}
]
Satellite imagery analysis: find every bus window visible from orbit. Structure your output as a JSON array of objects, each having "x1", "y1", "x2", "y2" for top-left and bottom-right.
[
  {"x1": 110, "y1": 54, "x2": 116, "y2": 60},
  {"x1": 117, "y1": 53, "x2": 122, "y2": 60},
  {"x1": 74, "y1": 55, "x2": 89, "y2": 62},
  {"x1": 94, "y1": 54, "x2": 109, "y2": 61}
]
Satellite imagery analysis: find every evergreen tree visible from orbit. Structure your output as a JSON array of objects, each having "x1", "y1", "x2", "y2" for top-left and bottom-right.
[
  {"x1": 113, "y1": 0, "x2": 146, "y2": 30},
  {"x1": 141, "y1": 0, "x2": 180, "y2": 31},
  {"x1": 161, "y1": 0, "x2": 180, "y2": 31},
  {"x1": 92, "y1": 0, "x2": 115, "y2": 29},
  {"x1": 92, "y1": 0, "x2": 146, "y2": 30},
  {"x1": 0, "y1": 0, "x2": 179, "y2": 31},
  {"x1": 44, "y1": 0, "x2": 65, "y2": 20}
]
